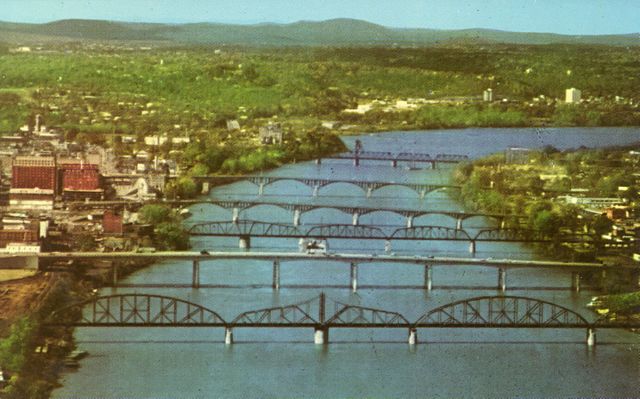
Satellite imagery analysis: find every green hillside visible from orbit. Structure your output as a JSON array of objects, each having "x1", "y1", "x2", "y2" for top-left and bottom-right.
[{"x1": 0, "y1": 18, "x2": 638, "y2": 46}]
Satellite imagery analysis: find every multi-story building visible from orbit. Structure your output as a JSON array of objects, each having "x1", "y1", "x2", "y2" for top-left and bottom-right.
[
  {"x1": 57, "y1": 159, "x2": 103, "y2": 201},
  {"x1": 565, "y1": 88, "x2": 581, "y2": 104},
  {"x1": 12, "y1": 156, "x2": 56, "y2": 190}
]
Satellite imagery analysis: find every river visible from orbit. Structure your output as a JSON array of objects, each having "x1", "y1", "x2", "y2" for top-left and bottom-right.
[{"x1": 53, "y1": 127, "x2": 640, "y2": 398}]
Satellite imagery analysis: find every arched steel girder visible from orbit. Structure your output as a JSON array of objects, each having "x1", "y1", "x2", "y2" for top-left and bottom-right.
[
  {"x1": 189, "y1": 220, "x2": 302, "y2": 237},
  {"x1": 473, "y1": 228, "x2": 594, "y2": 243},
  {"x1": 326, "y1": 303, "x2": 411, "y2": 327},
  {"x1": 48, "y1": 294, "x2": 227, "y2": 326},
  {"x1": 414, "y1": 295, "x2": 590, "y2": 327},
  {"x1": 391, "y1": 226, "x2": 471, "y2": 240},
  {"x1": 306, "y1": 224, "x2": 387, "y2": 239},
  {"x1": 231, "y1": 299, "x2": 319, "y2": 326},
  {"x1": 47, "y1": 294, "x2": 608, "y2": 330}
]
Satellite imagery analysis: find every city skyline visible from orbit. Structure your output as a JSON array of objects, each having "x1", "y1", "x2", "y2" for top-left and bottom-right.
[{"x1": 2, "y1": 0, "x2": 639, "y2": 35}]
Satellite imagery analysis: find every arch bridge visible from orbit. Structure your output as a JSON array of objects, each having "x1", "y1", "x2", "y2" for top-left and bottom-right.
[
  {"x1": 186, "y1": 199, "x2": 524, "y2": 229},
  {"x1": 193, "y1": 175, "x2": 459, "y2": 198},
  {"x1": 46, "y1": 294, "x2": 634, "y2": 347}
]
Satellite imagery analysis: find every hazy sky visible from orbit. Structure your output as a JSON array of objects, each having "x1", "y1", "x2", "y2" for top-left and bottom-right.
[{"x1": 3, "y1": 0, "x2": 639, "y2": 35}]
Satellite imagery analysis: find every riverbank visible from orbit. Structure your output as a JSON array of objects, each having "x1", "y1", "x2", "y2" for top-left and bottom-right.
[
  {"x1": 451, "y1": 144, "x2": 640, "y2": 292},
  {"x1": 0, "y1": 259, "x2": 153, "y2": 399}
]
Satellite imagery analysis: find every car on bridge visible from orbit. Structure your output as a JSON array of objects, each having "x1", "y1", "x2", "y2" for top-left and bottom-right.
[{"x1": 299, "y1": 239, "x2": 327, "y2": 254}]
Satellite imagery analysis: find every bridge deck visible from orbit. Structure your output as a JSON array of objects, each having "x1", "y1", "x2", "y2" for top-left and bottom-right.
[{"x1": 23, "y1": 251, "x2": 623, "y2": 270}]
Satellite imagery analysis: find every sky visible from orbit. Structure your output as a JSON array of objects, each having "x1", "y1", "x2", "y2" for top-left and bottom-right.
[{"x1": 3, "y1": 0, "x2": 639, "y2": 35}]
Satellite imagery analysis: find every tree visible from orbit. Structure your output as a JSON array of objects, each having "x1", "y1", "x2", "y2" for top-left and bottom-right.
[
  {"x1": 154, "y1": 222, "x2": 190, "y2": 250},
  {"x1": 532, "y1": 210, "x2": 562, "y2": 236},
  {"x1": 139, "y1": 204, "x2": 175, "y2": 225},
  {"x1": 592, "y1": 214, "x2": 613, "y2": 236}
]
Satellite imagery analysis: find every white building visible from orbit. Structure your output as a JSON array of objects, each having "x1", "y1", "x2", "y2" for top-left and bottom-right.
[
  {"x1": 483, "y1": 89, "x2": 493, "y2": 102},
  {"x1": 563, "y1": 195, "x2": 625, "y2": 208},
  {"x1": 565, "y1": 88, "x2": 581, "y2": 104}
]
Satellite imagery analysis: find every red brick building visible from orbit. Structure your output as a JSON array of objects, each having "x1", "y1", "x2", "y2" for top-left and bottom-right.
[
  {"x1": 102, "y1": 210, "x2": 123, "y2": 235},
  {"x1": 12, "y1": 156, "x2": 56, "y2": 190},
  {"x1": 0, "y1": 229, "x2": 38, "y2": 248},
  {"x1": 57, "y1": 159, "x2": 103, "y2": 201},
  {"x1": 58, "y1": 160, "x2": 100, "y2": 191}
]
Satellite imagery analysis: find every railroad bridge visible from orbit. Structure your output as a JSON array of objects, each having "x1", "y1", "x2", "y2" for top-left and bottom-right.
[
  {"x1": 46, "y1": 293, "x2": 635, "y2": 347},
  {"x1": 322, "y1": 151, "x2": 469, "y2": 167}
]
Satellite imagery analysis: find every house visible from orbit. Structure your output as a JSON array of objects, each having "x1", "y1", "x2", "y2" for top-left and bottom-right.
[
  {"x1": 259, "y1": 123, "x2": 283, "y2": 145},
  {"x1": 565, "y1": 88, "x2": 581, "y2": 104},
  {"x1": 226, "y1": 120, "x2": 240, "y2": 131}
]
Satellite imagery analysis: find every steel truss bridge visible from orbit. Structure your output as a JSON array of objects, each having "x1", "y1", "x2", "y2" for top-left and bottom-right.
[
  {"x1": 46, "y1": 293, "x2": 633, "y2": 347},
  {"x1": 322, "y1": 151, "x2": 469, "y2": 167},
  {"x1": 189, "y1": 220, "x2": 594, "y2": 249},
  {"x1": 192, "y1": 175, "x2": 460, "y2": 198}
]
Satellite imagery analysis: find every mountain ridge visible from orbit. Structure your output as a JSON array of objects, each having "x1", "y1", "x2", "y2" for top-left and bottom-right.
[{"x1": 0, "y1": 18, "x2": 638, "y2": 46}]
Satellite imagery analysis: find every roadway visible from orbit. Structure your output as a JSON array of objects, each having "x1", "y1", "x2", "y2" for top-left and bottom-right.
[{"x1": 20, "y1": 251, "x2": 620, "y2": 271}]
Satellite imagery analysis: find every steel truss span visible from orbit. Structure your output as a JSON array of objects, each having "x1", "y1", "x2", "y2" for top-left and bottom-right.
[
  {"x1": 188, "y1": 220, "x2": 594, "y2": 244},
  {"x1": 47, "y1": 294, "x2": 635, "y2": 330}
]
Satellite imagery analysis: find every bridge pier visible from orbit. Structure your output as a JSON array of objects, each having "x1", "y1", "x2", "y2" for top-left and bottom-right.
[
  {"x1": 350, "y1": 262, "x2": 359, "y2": 292},
  {"x1": 354, "y1": 157, "x2": 360, "y2": 167},
  {"x1": 239, "y1": 236, "x2": 251, "y2": 250},
  {"x1": 571, "y1": 272, "x2": 581, "y2": 292},
  {"x1": 391, "y1": 159, "x2": 398, "y2": 167},
  {"x1": 293, "y1": 209, "x2": 301, "y2": 226},
  {"x1": 112, "y1": 264, "x2": 118, "y2": 286},
  {"x1": 201, "y1": 182, "x2": 210, "y2": 194},
  {"x1": 430, "y1": 161, "x2": 436, "y2": 169},
  {"x1": 408, "y1": 328, "x2": 418, "y2": 345},
  {"x1": 469, "y1": 241, "x2": 476, "y2": 255},
  {"x1": 586, "y1": 328, "x2": 596, "y2": 348},
  {"x1": 424, "y1": 264, "x2": 432, "y2": 291},
  {"x1": 366, "y1": 186, "x2": 373, "y2": 198},
  {"x1": 498, "y1": 268, "x2": 507, "y2": 292},
  {"x1": 456, "y1": 218, "x2": 463, "y2": 230},
  {"x1": 232, "y1": 207, "x2": 239, "y2": 224},
  {"x1": 192, "y1": 260, "x2": 200, "y2": 288},
  {"x1": 419, "y1": 189, "x2": 426, "y2": 200},
  {"x1": 272, "y1": 259, "x2": 281, "y2": 290},
  {"x1": 314, "y1": 327, "x2": 329, "y2": 345},
  {"x1": 315, "y1": 158, "x2": 322, "y2": 165},
  {"x1": 312, "y1": 185, "x2": 319, "y2": 197},
  {"x1": 406, "y1": 215, "x2": 414, "y2": 228},
  {"x1": 225, "y1": 327, "x2": 234, "y2": 345},
  {"x1": 352, "y1": 212, "x2": 359, "y2": 226},
  {"x1": 258, "y1": 183, "x2": 265, "y2": 196}
]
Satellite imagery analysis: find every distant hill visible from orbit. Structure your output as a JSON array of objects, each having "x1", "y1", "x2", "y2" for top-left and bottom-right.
[{"x1": 0, "y1": 18, "x2": 638, "y2": 46}]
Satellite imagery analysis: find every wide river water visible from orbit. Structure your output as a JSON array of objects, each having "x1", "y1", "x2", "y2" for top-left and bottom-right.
[{"x1": 54, "y1": 127, "x2": 640, "y2": 398}]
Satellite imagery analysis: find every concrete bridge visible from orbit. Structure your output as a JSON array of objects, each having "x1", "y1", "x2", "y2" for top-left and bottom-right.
[
  {"x1": 45, "y1": 293, "x2": 635, "y2": 347},
  {"x1": 191, "y1": 175, "x2": 460, "y2": 198},
  {"x1": 66, "y1": 199, "x2": 524, "y2": 229},
  {"x1": 188, "y1": 220, "x2": 595, "y2": 254},
  {"x1": 321, "y1": 151, "x2": 469, "y2": 167},
  {"x1": 25, "y1": 251, "x2": 626, "y2": 293}
]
